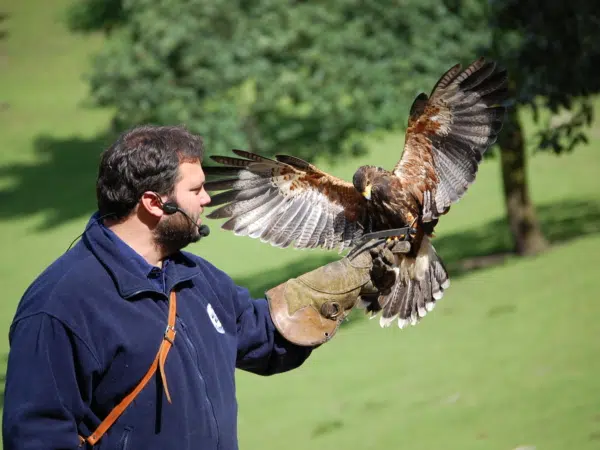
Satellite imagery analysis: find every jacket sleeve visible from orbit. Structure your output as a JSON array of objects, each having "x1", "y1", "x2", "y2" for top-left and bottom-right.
[
  {"x1": 233, "y1": 285, "x2": 314, "y2": 375},
  {"x1": 2, "y1": 313, "x2": 98, "y2": 450}
]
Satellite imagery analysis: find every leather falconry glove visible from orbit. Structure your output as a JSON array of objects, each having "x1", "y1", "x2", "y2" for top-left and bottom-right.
[{"x1": 265, "y1": 240, "x2": 411, "y2": 347}]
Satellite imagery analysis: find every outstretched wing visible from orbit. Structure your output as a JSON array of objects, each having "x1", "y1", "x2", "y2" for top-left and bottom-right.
[
  {"x1": 203, "y1": 150, "x2": 367, "y2": 250},
  {"x1": 393, "y1": 57, "x2": 508, "y2": 222}
]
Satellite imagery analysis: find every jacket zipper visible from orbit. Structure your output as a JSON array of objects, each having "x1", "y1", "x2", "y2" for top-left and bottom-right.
[
  {"x1": 120, "y1": 426, "x2": 133, "y2": 450},
  {"x1": 125, "y1": 289, "x2": 221, "y2": 446},
  {"x1": 178, "y1": 317, "x2": 221, "y2": 448}
]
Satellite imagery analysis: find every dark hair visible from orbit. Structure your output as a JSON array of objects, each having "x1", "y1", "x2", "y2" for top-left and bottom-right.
[{"x1": 96, "y1": 125, "x2": 204, "y2": 219}]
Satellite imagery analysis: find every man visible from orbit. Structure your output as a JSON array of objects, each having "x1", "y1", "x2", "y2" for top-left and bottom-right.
[{"x1": 2, "y1": 125, "x2": 401, "y2": 450}]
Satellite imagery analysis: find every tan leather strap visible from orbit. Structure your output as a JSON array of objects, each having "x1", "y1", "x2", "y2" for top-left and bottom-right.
[{"x1": 78, "y1": 291, "x2": 177, "y2": 447}]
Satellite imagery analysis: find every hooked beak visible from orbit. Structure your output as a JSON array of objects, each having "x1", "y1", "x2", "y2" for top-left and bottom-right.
[{"x1": 362, "y1": 184, "x2": 372, "y2": 200}]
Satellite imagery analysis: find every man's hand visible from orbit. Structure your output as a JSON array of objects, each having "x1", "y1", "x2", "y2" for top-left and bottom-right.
[{"x1": 265, "y1": 240, "x2": 411, "y2": 346}]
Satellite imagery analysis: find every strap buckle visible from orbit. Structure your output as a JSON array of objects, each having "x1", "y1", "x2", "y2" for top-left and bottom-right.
[{"x1": 164, "y1": 325, "x2": 176, "y2": 345}]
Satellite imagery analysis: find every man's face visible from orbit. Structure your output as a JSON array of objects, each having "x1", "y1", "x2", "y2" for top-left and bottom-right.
[{"x1": 154, "y1": 162, "x2": 211, "y2": 253}]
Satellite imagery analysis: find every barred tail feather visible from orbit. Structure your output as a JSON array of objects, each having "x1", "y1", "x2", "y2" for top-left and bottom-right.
[{"x1": 375, "y1": 237, "x2": 449, "y2": 328}]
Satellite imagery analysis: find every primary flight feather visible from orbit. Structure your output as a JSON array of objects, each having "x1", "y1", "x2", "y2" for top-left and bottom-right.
[{"x1": 204, "y1": 57, "x2": 508, "y2": 329}]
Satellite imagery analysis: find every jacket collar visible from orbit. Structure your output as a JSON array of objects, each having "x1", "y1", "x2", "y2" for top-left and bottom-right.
[{"x1": 82, "y1": 212, "x2": 201, "y2": 299}]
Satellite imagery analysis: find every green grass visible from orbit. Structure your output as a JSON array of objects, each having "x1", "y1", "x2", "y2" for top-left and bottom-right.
[
  {"x1": 237, "y1": 234, "x2": 600, "y2": 450},
  {"x1": 1, "y1": 0, "x2": 600, "y2": 448}
]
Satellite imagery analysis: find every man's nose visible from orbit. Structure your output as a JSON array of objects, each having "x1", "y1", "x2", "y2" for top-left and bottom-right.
[{"x1": 201, "y1": 191, "x2": 211, "y2": 206}]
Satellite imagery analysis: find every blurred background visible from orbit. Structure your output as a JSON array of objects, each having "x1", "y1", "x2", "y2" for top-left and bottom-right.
[{"x1": 1, "y1": 0, "x2": 599, "y2": 448}]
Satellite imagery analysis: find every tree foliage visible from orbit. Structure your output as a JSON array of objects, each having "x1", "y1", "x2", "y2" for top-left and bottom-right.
[
  {"x1": 489, "y1": 0, "x2": 600, "y2": 154},
  {"x1": 481, "y1": 0, "x2": 600, "y2": 255},
  {"x1": 67, "y1": 0, "x2": 489, "y2": 159},
  {"x1": 67, "y1": 0, "x2": 126, "y2": 34},
  {"x1": 68, "y1": 0, "x2": 600, "y2": 257}
]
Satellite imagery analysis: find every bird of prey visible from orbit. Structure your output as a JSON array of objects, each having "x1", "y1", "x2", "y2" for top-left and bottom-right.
[{"x1": 203, "y1": 57, "x2": 508, "y2": 329}]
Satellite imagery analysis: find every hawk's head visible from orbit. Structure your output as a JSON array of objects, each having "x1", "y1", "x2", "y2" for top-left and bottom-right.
[{"x1": 352, "y1": 165, "x2": 387, "y2": 201}]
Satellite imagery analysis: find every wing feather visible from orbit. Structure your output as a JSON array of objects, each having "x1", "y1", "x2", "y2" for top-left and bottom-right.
[
  {"x1": 261, "y1": 197, "x2": 302, "y2": 243},
  {"x1": 223, "y1": 192, "x2": 284, "y2": 235},
  {"x1": 274, "y1": 200, "x2": 312, "y2": 247},
  {"x1": 280, "y1": 199, "x2": 314, "y2": 247},
  {"x1": 209, "y1": 184, "x2": 270, "y2": 207},
  {"x1": 312, "y1": 210, "x2": 329, "y2": 248},
  {"x1": 324, "y1": 210, "x2": 336, "y2": 249},
  {"x1": 246, "y1": 197, "x2": 288, "y2": 238},
  {"x1": 204, "y1": 151, "x2": 367, "y2": 250},
  {"x1": 297, "y1": 202, "x2": 323, "y2": 248},
  {"x1": 393, "y1": 57, "x2": 508, "y2": 222}
]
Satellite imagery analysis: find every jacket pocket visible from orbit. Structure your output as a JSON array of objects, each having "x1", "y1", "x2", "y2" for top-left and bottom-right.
[{"x1": 119, "y1": 426, "x2": 133, "y2": 450}]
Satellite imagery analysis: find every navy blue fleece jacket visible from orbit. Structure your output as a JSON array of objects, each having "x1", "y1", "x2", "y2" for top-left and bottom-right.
[{"x1": 2, "y1": 214, "x2": 312, "y2": 449}]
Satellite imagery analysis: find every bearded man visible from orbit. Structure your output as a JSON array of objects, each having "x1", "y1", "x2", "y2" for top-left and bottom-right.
[{"x1": 2, "y1": 125, "x2": 402, "y2": 450}]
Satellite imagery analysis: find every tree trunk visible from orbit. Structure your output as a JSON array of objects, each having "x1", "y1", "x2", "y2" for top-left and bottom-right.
[{"x1": 498, "y1": 106, "x2": 549, "y2": 256}]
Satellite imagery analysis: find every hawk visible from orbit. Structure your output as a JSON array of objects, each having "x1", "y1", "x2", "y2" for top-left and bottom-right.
[{"x1": 203, "y1": 57, "x2": 508, "y2": 328}]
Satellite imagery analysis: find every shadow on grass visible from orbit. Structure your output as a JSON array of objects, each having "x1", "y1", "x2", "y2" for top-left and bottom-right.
[
  {"x1": 0, "y1": 12, "x2": 8, "y2": 41},
  {"x1": 0, "y1": 131, "x2": 116, "y2": 230},
  {"x1": 234, "y1": 199, "x2": 600, "y2": 325},
  {"x1": 435, "y1": 198, "x2": 600, "y2": 276}
]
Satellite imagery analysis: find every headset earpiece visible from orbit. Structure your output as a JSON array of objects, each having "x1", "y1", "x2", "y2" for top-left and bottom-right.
[
  {"x1": 161, "y1": 202, "x2": 179, "y2": 215},
  {"x1": 151, "y1": 192, "x2": 178, "y2": 215}
]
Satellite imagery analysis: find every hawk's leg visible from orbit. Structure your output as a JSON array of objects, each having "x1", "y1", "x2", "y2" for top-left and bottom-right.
[
  {"x1": 405, "y1": 218, "x2": 419, "y2": 241},
  {"x1": 347, "y1": 227, "x2": 416, "y2": 259},
  {"x1": 386, "y1": 228, "x2": 417, "y2": 243},
  {"x1": 385, "y1": 218, "x2": 418, "y2": 245}
]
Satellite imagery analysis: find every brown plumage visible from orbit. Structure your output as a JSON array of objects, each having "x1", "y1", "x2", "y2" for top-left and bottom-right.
[{"x1": 204, "y1": 57, "x2": 508, "y2": 329}]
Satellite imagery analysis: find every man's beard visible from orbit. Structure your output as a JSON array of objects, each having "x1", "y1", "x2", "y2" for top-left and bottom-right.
[{"x1": 153, "y1": 209, "x2": 200, "y2": 255}]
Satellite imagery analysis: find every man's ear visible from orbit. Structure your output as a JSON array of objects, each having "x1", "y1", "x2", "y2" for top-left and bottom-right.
[{"x1": 140, "y1": 192, "x2": 165, "y2": 218}]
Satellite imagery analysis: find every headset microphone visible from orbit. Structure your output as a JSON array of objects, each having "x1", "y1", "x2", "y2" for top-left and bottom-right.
[{"x1": 161, "y1": 201, "x2": 210, "y2": 237}]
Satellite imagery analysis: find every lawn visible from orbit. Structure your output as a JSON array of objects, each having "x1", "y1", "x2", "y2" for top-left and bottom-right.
[{"x1": 1, "y1": 0, "x2": 600, "y2": 449}]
